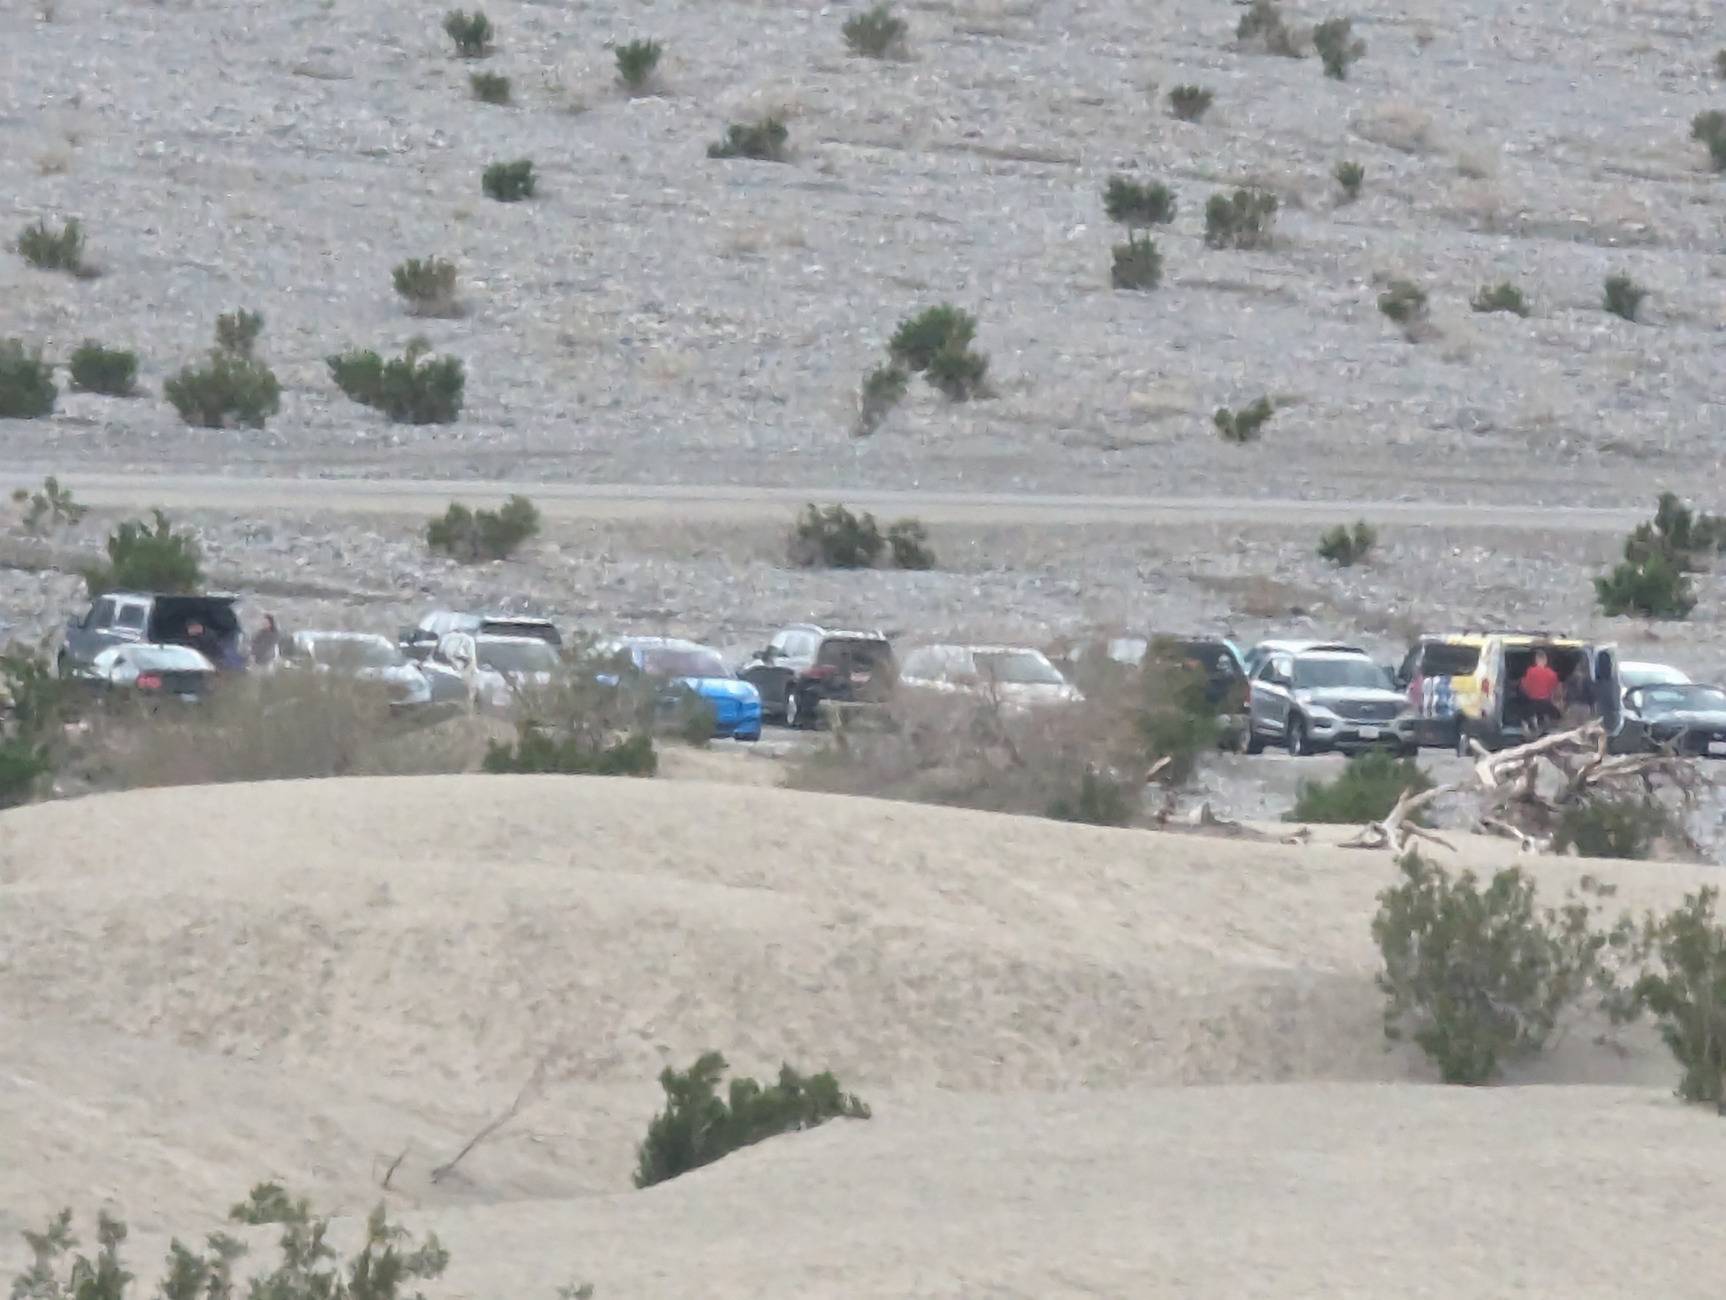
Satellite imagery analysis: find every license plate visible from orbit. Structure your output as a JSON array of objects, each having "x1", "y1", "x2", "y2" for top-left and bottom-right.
[
  {"x1": 1358, "y1": 727, "x2": 1380, "y2": 740},
  {"x1": 1709, "y1": 741, "x2": 1726, "y2": 756}
]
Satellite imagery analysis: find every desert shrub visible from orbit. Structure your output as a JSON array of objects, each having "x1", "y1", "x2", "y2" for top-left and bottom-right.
[
  {"x1": 1377, "y1": 279, "x2": 1429, "y2": 338},
  {"x1": 1317, "y1": 519, "x2": 1375, "y2": 566},
  {"x1": 708, "y1": 117, "x2": 789, "y2": 162},
  {"x1": 887, "y1": 304, "x2": 989, "y2": 400},
  {"x1": 788, "y1": 503, "x2": 884, "y2": 568},
  {"x1": 82, "y1": 510, "x2": 202, "y2": 596},
  {"x1": 853, "y1": 363, "x2": 908, "y2": 436},
  {"x1": 1289, "y1": 751, "x2": 1429, "y2": 823},
  {"x1": 327, "y1": 339, "x2": 464, "y2": 424},
  {"x1": 1690, "y1": 110, "x2": 1726, "y2": 171},
  {"x1": 1603, "y1": 273, "x2": 1645, "y2": 322},
  {"x1": 1236, "y1": 0, "x2": 1302, "y2": 56},
  {"x1": 425, "y1": 494, "x2": 540, "y2": 561},
  {"x1": 886, "y1": 517, "x2": 935, "y2": 570},
  {"x1": 1333, "y1": 159, "x2": 1364, "y2": 201},
  {"x1": 443, "y1": 8, "x2": 493, "y2": 56},
  {"x1": 1103, "y1": 176, "x2": 1176, "y2": 229},
  {"x1": 1203, "y1": 187, "x2": 1278, "y2": 249},
  {"x1": 1623, "y1": 491, "x2": 1726, "y2": 570},
  {"x1": 1595, "y1": 552, "x2": 1695, "y2": 619},
  {"x1": 1312, "y1": 16, "x2": 1364, "y2": 78},
  {"x1": 470, "y1": 71, "x2": 510, "y2": 104},
  {"x1": 1138, "y1": 647, "x2": 1225, "y2": 786},
  {"x1": 1046, "y1": 766, "x2": 1136, "y2": 825},
  {"x1": 1471, "y1": 281, "x2": 1528, "y2": 316},
  {"x1": 615, "y1": 38, "x2": 663, "y2": 92},
  {"x1": 68, "y1": 341, "x2": 137, "y2": 396},
  {"x1": 1372, "y1": 852, "x2": 1611, "y2": 1084},
  {"x1": 483, "y1": 725, "x2": 656, "y2": 776},
  {"x1": 16, "y1": 217, "x2": 85, "y2": 274},
  {"x1": 164, "y1": 352, "x2": 280, "y2": 428},
  {"x1": 214, "y1": 309, "x2": 263, "y2": 359},
  {"x1": 392, "y1": 256, "x2": 462, "y2": 317},
  {"x1": 634, "y1": 1051, "x2": 870, "y2": 1188},
  {"x1": 482, "y1": 159, "x2": 536, "y2": 201},
  {"x1": 228, "y1": 1182, "x2": 308, "y2": 1226},
  {"x1": 843, "y1": 3, "x2": 908, "y2": 58},
  {"x1": 13, "y1": 475, "x2": 86, "y2": 533},
  {"x1": 1553, "y1": 795, "x2": 1674, "y2": 860},
  {"x1": 0, "y1": 735, "x2": 51, "y2": 809},
  {"x1": 1213, "y1": 396, "x2": 1275, "y2": 443},
  {"x1": 1110, "y1": 240, "x2": 1162, "y2": 291},
  {"x1": 1168, "y1": 84, "x2": 1213, "y2": 121},
  {"x1": 1631, "y1": 887, "x2": 1726, "y2": 1105},
  {"x1": 0, "y1": 339, "x2": 57, "y2": 418}
]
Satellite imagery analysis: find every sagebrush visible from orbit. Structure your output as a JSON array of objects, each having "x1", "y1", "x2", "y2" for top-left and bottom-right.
[
  {"x1": 1471, "y1": 281, "x2": 1529, "y2": 317},
  {"x1": 0, "y1": 339, "x2": 57, "y2": 419},
  {"x1": 1236, "y1": 0, "x2": 1302, "y2": 56},
  {"x1": 1317, "y1": 520, "x2": 1375, "y2": 566},
  {"x1": 426, "y1": 494, "x2": 540, "y2": 561},
  {"x1": 615, "y1": 38, "x2": 662, "y2": 92},
  {"x1": 14, "y1": 475, "x2": 86, "y2": 534},
  {"x1": 16, "y1": 218, "x2": 86, "y2": 274},
  {"x1": 68, "y1": 341, "x2": 138, "y2": 395},
  {"x1": 392, "y1": 256, "x2": 462, "y2": 317},
  {"x1": 82, "y1": 510, "x2": 202, "y2": 596},
  {"x1": 444, "y1": 8, "x2": 493, "y2": 56},
  {"x1": 482, "y1": 159, "x2": 535, "y2": 201},
  {"x1": 1333, "y1": 159, "x2": 1364, "y2": 201},
  {"x1": 1168, "y1": 84, "x2": 1213, "y2": 121},
  {"x1": 1213, "y1": 396, "x2": 1275, "y2": 443},
  {"x1": 1312, "y1": 16, "x2": 1364, "y2": 78},
  {"x1": 843, "y1": 3, "x2": 908, "y2": 58},
  {"x1": 1690, "y1": 110, "x2": 1726, "y2": 171},
  {"x1": 1204, "y1": 187, "x2": 1278, "y2": 249},
  {"x1": 328, "y1": 338, "x2": 464, "y2": 424},
  {"x1": 1290, "y1": 751, "x2": 1429, "y2": 823},
  {"x1": 708, "y1": 117, "x2": 789, "y2": 162},
  {"x1": 470, "y1": 71, "x2": 511, "y2": 105},
  {"x1": 854, "y1": 363, "x2": 908, "y2": 436},
  {"x1": 1554, "y1": 795, "x2": 1675, "y2": 860},
  {"x1": 886, "y1": 305, "x2": 989, "y2": 400},
  {"x1": 166, "y1": 312, "x2": 279, "y2": 429},
  {"x1": 1603, "y1": 273, "x2": 1645, "y2": 322}
]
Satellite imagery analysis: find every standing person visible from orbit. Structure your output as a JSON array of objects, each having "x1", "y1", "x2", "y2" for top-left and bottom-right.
[
  {"x1": 251, "y1": 613, "x2": 281, "y2": 667},
  {"x1": 1519, "y1": 649, "x2": 1561, "y2": 729}
]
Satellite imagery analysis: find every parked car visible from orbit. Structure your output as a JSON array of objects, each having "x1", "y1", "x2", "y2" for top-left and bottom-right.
[
  {"x1": 598, "y1": 636, "x2": 763, "y2": 741},
  {"x1": 1246, "y1": 647, "x2": 1416, "y2": 756},
  {"x1": 739, "y1": 624, "x2": 896, "y2": 728},
  {"x1": 1618, "y1": 683, "x2": 1726, "y2": 757},
  {"x1": 1394, "y1": 630, "x2": 1622, "y2": 753},
  {"x1": 60, "y1": 592, "x2": 247, "y2": 678},
  {"x1": 81, "y1": 643, "x2": 218, "y2": 704},
  {"x1": 898, "y1": 644, "x2": 1082, "y2": 711},
  {"x1": 1239, "y1": 638, "x2": 1364, "y2": 679},
  {"x1": 399, "y1": 610, "x2": 561, "y2": 663},
  {"x1": 419, "y1": 632, "x2": 562, "y2": 712},
  {"x1": 282, "y1": 630, "x2": 431, "y2": 711},
  {"x1": 1618, "y1": 660, "x2": 1692, "y2": 696}
]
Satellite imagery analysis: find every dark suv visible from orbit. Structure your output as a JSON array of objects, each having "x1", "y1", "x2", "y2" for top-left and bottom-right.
[
  {"x1": 60, "y1": 592, "x2": 247, "y2": 676},
  {"x1": 740, "y1": 624, "x2": 896, "y2": 728}
]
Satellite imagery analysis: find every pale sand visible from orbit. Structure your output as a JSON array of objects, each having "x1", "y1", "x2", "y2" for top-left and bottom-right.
[{"x1": 2, "y1": 777, "x2": 1723, "y2": 1294}]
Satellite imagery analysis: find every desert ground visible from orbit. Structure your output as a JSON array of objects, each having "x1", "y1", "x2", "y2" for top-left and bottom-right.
[{"x1": 3, "y1": 777, "x2": 1725, "y2": 1297}]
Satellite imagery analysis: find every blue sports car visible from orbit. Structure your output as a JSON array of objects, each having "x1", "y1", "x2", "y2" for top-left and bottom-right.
[{"x1": 601, "y1": 636, "x2": 763, "y2": 741}]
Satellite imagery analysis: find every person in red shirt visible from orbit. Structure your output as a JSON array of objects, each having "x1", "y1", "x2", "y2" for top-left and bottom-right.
[{"x1": 1519, "y1": 650, "x2": 1561, "y2": 728}]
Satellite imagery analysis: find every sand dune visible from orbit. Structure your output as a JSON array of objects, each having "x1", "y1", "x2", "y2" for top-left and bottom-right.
[{"x1": 2, "y1": 777, "x2": 1722, "y2": 1293}]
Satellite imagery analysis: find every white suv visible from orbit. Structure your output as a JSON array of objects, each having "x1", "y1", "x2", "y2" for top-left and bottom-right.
[{"x1": 1246, "y1": 648, "x2": 1416, "y2": 756}]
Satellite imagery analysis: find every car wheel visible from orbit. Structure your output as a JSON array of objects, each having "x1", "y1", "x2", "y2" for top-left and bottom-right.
[
  {"x1": 1245, "y1": 726, "x2": 1265, "y2": 756},
  {"x1": 1454, "y1": 721, "x2": 1471, "y2": 758},
  {"x1": 1398, "y1": 740, "x2": 1419, "y2": 758},
  {"x1": 785, "y1": 687, "x2": 802, "y2": 729},
  {"x1": 1286, "y1": 715, "x2": 1309, "y2": 757}
]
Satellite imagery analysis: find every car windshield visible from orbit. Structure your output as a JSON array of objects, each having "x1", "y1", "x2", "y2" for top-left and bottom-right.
[
  {"x1": 975, "y1": 650, "x2": 1064, "y2": 686},
  {"x1": 1622, "y1": 665, "x2": 1687, "y2": 688},
  {"x1": 1294, "y1": 657, "x2": 1390, "y2": 690},
  {"x1": 1635, "y1": 684, "x2": 1726, "y2": 716},
  {"x1": 639, "y1": 646, "x2": 729, "y2": 679},
  {"x1": 478, "y1": 641, "x2": 560, "y2": 673},
  {"x1": 311, "y1": 637, "x2": 403, "y2": 670}
]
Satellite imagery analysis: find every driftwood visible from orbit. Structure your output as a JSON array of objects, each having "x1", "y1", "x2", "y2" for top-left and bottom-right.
[{"x1": 430, "y1": 1058, "x2": 549, "y2": 1184}]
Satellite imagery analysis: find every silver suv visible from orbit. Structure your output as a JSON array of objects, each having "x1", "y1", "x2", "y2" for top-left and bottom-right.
[{"x1": 1246, "y1": 648, "x2": 1416, "y2": 756}]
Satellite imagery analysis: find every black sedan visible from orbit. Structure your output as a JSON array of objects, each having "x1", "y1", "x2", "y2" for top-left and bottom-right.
[{"x1": 1619, "y1": 683, "x2": 1726, "y2": 757}]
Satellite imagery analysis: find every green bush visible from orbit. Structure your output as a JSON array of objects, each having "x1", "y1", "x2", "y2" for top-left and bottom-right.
[
  {"x1": 633, "y1": 1051, "x2": 870, "y2": 1188},
  {"x1": 1236, "y1": 0, "x2": 1302, "y2": 56},
  {"x1": 843, "y1": 3, "x2": 908, "y2": 58},
  {"x1": 1623, "y1": 491, "x2": 1726, "y2": 570},
  {"x1": 615, "y1": 38, "x2": 663, "y2": 91},
  {"x1": 1593, "y1": 495, "x2": 1711, "y2": 620},
  {"x1": 1203, "y1": 187, "x2": 1278, "y2": 249},
  {"x1": 1333, "y1": 159, "x2": 1364, "y2": 201},
  {"x1": 484, "y1": 725, "x2": 657, "y2": 776},
  {"x1": 392, "y1": 256, "x2": 462, "y2": 317},
  {"x1": 228, "y1": 1182, "x2": 308, "y2": 1226},
  {"x1": 82, "y1": 511, "x2": 203, "y2": 596},
  {"x1": 68, "y1": 341, "x2": 138, "y2": 396},
  {"x1": 1317, "y1": 519, "x2": 1375, "y2": 566},
  {"x1": 13, "y1": 475, "x2": 86, "y2": 533},
  {"x1": 1471, "y1": 281, "x2": 1529, "y2": 316},
  {"x1": 1690, "y1": 110, "x2": 1726, "y2": 171},
  {"x1": 1138, "y1": 647, "x2": 1225, "y2": 786},
  {"x1": 1553, "y1": 795, "x2": 1674, "y2": 859},
  {"x1": 1631, "y1": 887, "x2": 1726, "y2": 1105},
  {"x1": 1110, "y1": 239, "x2": 1162, "y2": 291},
  {"x1": 328, "y1": 339, "x2": 464, "y2": 424},
  {"x1": 1595, "y1": 554, "x2": 1695, "y2": 619},
  {"x1": 886, "y1": 517, "x2": 935, "y2": 570},
  {"x1": 470, "y1": 71, "x2": 511, "y2": 104},
  {"x1": 482, "y1": 159, "x2": 536, "y2": 201},
  {"x1": 0, "y1": 737, "x2": 51, "y2": 809},
  {"x1": 1047, "y1": 767, "x2": 1136, "y2": 825},
  {"x1": 1213, "y1": 396, "x2": 1275, "y2": 443},
  {"x1": 1289, "y1": 751, "x2": 1429, "y2": 823},
  {"x1": 0, "y1": 339, "x2": 57, "y2": 419},
  {"x1": 1103, "y1": 175, "x2": 1176, "y2": 229},
  {"x1": 426, "y1": 494, "x2": 540, "y2": 562},
  {"x1": 1377, "y1": 279, "x2": 1429, "y2": 337},
  {"x1": 887, "y1": 305, "x2": 989, "y2": 400},
  {"x1": 16, "y1": 218, "x2": 85, "y2": 274},
  {"x1": 1168, "y1": 84, "x2": 1213, "y2": 121},
  {"x1": 854, "y1": 363, "x2": 908, "y2": 436},
  {"x1": 443, "y1": 8, "x2": 493, "y2": 56},
  {"x1": 1603, "y1": 273, "x2": 1645, "y2": 322},
  {"x1": 708, "y1": 117, "x2": 789, "y2": 162},
  {"x1": 789, "y1": 503, "x2": 883, "y2": 568},
  {"x1": 1372, "y1": 852, "x2": 1609, "y2": 1084},
  {"x1": 1312, "y1": 16, "x2": 1364, "y2": 78},
  {"x1": 164, "y1": 338, "x2": 280, "y2": 429},
  {"x1": 214, "y1": 308, "x2": 263, "y2": 359}
]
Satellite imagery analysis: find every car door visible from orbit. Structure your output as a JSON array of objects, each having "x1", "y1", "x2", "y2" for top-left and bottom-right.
[
  {"x1": 110, "y1": 599, "x2": 147, "y2": 647},
  {"x1": 420, "y1": 633, "x2": 475, "y2": 706},
  {"x1": 1250, "y1": 656, "x2": 1292, "y2": 738},
  {"x1": 751, "y1": 629, "x2": 804, "y2": 713},
  {"x1": 66, "y1": 597, "x2": 115, "y2": 665},
  {"x1": 1593, "y1": 645, "x2": 1623, "y2": 735}
]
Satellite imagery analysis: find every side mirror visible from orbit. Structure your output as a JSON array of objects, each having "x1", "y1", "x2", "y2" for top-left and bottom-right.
[{"x1": 759, "y1": 646, "x2": 777, "y2": 662}]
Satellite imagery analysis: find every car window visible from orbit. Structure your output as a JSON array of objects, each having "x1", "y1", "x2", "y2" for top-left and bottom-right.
[
  {"x1": 975, "y1": 650, "x2": 1064, "y2": 686},
  {"x1": 1257, "y1": 657, "x2": 1287, "y2": 682},
  {"x1": 477, "y1": 640, "x2": 560, "y2": 674},
  {"x1": 89, "y1": 599, "x2": 116, "y2": 630},
  {"x1": 1294, "y1": 657, "x2": 1392, "y2": 690},
  {"x1": 639, "y1": 646, "x2": 728, "y2": 679},
  {"x1": 819, "y1": 638, "x2": 890, "y2": 670},
  {"x1": 114, "y1": 603, "x2": 146, "y2": 631},
  {"x1": 1420, "y1": 643, "x2": 1481, "y2": 676}
]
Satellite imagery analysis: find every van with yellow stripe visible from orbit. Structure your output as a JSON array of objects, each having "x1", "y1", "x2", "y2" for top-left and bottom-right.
[{"x1": 1393, "y1": 631, "x2": 1622, "y2": 753}]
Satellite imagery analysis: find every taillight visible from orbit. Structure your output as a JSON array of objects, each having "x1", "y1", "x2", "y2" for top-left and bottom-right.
[
  {"x1": 137, "y1": 673, "x2": 163, "y2": 690},
  {"x1": 803, "y1": 665, "x2": 837, "y2": 681},
  {"x1": 1480, "y1": 678, "x2": 1491, "y2": 695}
]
